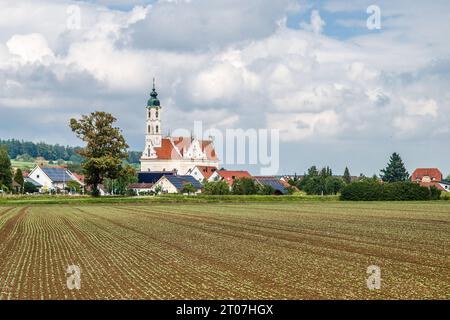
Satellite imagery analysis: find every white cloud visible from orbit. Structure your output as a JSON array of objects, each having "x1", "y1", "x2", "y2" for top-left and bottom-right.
[
  {"x1": 0, "y1": 0, "x2": 450, "y2": 174},
  {"x1": 6, "y1": 33, "x2": 54, "y2": 64},
  {"x1": 300, "y1": 10, "x2": 326, "y2": 34}
]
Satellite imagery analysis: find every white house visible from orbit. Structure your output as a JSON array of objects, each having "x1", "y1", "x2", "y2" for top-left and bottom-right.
[
  {"x1": 207, "y1": 170, "x2": 252, "y2": 187},
  {"x1": 128, "y1": 183, "x2": 154, "y2": 195},
  {"x1": 139, "y1": 81, "x2": 220, "y2": 175},
  {"x1": 28, "y1": 165, "x2": 84, "y2": 193},
  {"x1": 186, "y1": 166, "x2": 218, "y2": 182},
  {"x1": 152, "y1": 175, "x2": 203, "y2": 194}
]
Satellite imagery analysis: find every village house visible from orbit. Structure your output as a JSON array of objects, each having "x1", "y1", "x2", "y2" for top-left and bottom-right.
[
  {"x1": 128, "y1": 183, "x2": 154, "y2": 195},
  {"x1": 411, "y1": 168, "x2": 449, "y2": 192},
  {"x1": 253, "y1": 176, "x2": 289, "y2": 195},
  {"x1": 27, "y1": 165, "x2": 84, "y2": 193},
  {"x1": 152, "y1": 175, "x2": 203, "y2": 194},
  {"x1": 208, "y1": 170, "x2": 252, "y2": 187},
  {"x1": 186, "y1": 166, "x2": 218, "y2": 182}
]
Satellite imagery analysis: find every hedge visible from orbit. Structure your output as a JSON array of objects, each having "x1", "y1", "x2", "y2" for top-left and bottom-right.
[{"x1": 340, "y1": 181, "x2": 440, "y2": 201}]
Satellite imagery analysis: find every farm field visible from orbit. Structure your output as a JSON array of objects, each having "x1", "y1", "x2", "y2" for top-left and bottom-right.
[{"x1": 0, "y1": 201, "x2": 449, "y2": 299}]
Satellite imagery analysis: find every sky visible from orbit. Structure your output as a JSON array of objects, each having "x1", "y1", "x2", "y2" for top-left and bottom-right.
[{"x1": 0, "y1": 0, "x2": 450, "y2": 176}]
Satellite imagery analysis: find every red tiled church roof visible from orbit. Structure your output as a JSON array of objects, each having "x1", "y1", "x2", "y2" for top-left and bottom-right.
[
  {"x1": 152, "y1": 137, "x2": 218, "y2": 160},
  {"x1": 154, "y1": 138, "x2": 182, "y2": 160}
]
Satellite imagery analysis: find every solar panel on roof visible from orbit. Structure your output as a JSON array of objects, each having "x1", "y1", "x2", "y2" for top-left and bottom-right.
[
  {"x1": 138, "y1": 172, "x2": 174, "y2": 183},
  {"x1": 42, "y1": 168, "x2": 74, "y2": 183},
  {"x1": 166, "y1": 175, "x2": 202, "y2": 190},
  {"x1": 257, "y1": 178, "x2": 287, "y2": 194}
]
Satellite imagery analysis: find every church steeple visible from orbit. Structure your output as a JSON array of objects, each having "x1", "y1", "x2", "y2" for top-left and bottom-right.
[
  {"x1": 147, "y1": 78, "x2": 160, "y2": 107},
  {"x1": 143, "y1": 78, "x2": 162, "y2": 156}
]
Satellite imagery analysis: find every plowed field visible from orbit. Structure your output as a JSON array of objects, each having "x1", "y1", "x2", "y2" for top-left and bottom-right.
[{"x1": 0, "y1": 202, "x2": 448, "y2": 299}]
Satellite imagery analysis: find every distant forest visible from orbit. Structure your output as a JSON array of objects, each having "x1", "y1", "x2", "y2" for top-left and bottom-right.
[{"x1": 0, "y1": 139, "x2": 141, "y2": 164}]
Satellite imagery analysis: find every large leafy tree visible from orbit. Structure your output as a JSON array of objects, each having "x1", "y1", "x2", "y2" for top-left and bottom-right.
[
  {"x1": 70, "y1": 112, "x2": 129, "y2": 196},
  {"x1": 380, "y1": 152, "x2": 410, "y2": 182},
  {"x1": 0, "y1": 146, "x2": 13, "y2": 191}
]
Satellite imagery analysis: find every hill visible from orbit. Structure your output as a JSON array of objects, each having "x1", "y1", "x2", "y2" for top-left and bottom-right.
[{"x1": 0, "y1": 139, "x2": 141, "y2": 165}]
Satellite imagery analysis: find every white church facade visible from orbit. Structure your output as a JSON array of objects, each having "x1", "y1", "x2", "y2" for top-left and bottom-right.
[{"x1": 140, "y1": 81, "x2": 220, "y2": 175}]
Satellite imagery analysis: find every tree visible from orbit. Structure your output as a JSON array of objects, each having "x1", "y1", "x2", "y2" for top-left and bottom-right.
[
  {"x1": 66, "y1": 180, "x2": 81, "y2": 194},
  {"x1": 258, "y1": 184, "x2": 275, "y2": 195},
  {"x1": 181, "y1": 183, "x2": 196, "y2": 195},
  {"x1": 154, "y1": 185, "x2": 163, "y2": 195},
  {"x1": 324, "y1": 176, "x2": 345, "y2": 195},
  {"x1": 203, "y1": 180, "x2": 230, "y2": 195},
  {"x1": 23, "y1": 181, "x2": 38, "y2": 194},
  {"x1": 0, "y1": 146, "x2": 13, "y2": 191},
  {"x1": 69, "y1": 112, "x2": 129, "y2": 196},
  {"x1": 232, "y1": 178, "x2": 258, "y2": 195},
  {"x1": 13, "y1": 168, "x2": 24, "y2": 193},
  {"x1": 380, "y1": 153, "x2": 409, "y2": 183},
  {"x1": 343, "y1": 167, "x2": 351, "y2": 184},
  {"x1": 104, "y1": 165, "x2": 137, "y2": 195}
]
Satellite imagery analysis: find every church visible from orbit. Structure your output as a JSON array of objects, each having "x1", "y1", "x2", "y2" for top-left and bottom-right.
[{"x1": 140, "y1": 81, "x2": 220, "y2": 175}]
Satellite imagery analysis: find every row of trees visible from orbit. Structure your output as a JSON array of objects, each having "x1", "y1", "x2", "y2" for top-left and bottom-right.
[
  {"x1": 0, "y1": 139, "x2": 84, "y2": 162},
  {"x1": 202, "y1": 178, "x2": 293, "y2": 195},
  {"x1": 294, "y1": 166, "x2": 346, "y2": 195},
  {"x1": 0, "y1": 139, "x2": 142, "y2": 166},
  {"x1": 0, "y1": 147, "x2": 38, "y2": 193},
  {"x1": 286, "y1": 152, "x2": 417, "y2": 196}
]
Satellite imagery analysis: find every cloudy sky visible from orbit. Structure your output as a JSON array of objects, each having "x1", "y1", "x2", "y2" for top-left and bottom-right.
[{"x1": 1, "y1": 0, "x2": 450, "y2": 176}]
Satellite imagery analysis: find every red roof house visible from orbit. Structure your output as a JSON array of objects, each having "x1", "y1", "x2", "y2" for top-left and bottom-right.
[
  {"x1": 411, "y1": 168, "x2": 443, "y2": 183},
  {"x1": 208, "y1": 170, "x2": 252, "y2": 186}
]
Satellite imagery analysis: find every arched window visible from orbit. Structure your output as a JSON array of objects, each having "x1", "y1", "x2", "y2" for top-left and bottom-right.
[
  {"x1": 148, "y1": 125, "x2": 151, "y2": 133},
  {"x1": 148, "y1": 111, "x2": 151, "y2": 119},
  {"x1": 156, "y1": 125, "x2": 159, "y2": 133},
  {"x1": 156, "y1": 110, "x2": 159, "y2": 118}
]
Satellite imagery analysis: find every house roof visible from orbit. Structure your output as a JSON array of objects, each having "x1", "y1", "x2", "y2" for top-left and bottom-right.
[
  {"x1": 150, "y1": 137, "x2": 218, "y2": 160},
  {"x1": 41, "y1": 167, "x2": 75, "y2": 183},
  {"x1": 215, "y1": 170, "x2": 252, "y2": 186},
  {"x1": 163, "y1": 175, "x2": 203, "y2": 191},
  {"x1": 24, "y1": 177, "x2": 43, "y2": 187},
  {"x1": 411, "y1": 168, "x2": 443, "y2": 181},
  {"x1": 194, "y1": 166, "x2": 217, "y2": 180},
  {"x1": 138, "y1": 171, "x2": 174, "y2": 183},
  {"x1": 254, "y1": 176, "x2": 288, "y2": 194},
  {"x1": 419, "y1": 181, "x2": 447, "y2": 192},
  {"x1": 73, "y1": 173, "x2": 85, "y2": 183},
  {"x1": 128, "y1": 183, "x2": 154, "y2": 189}
]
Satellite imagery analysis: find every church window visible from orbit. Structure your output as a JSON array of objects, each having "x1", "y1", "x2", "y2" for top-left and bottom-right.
[
  {"x1": 156, "y1": 110, "x2": 159, "y2": 118},
  {"x1": 156, "y1": 125, "x2": 159, "y2": 133},
  {"x1": 148, "y1": 125, "x2": 151, "y2": 133},
  {"x1": 148, "y1": 111, "x2": 151, "y2": 118}
]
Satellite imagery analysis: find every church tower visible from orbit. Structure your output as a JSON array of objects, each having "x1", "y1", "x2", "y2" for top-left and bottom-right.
[{"x1": 144, "y1": 79, "x2": 162, "y2": 158}]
